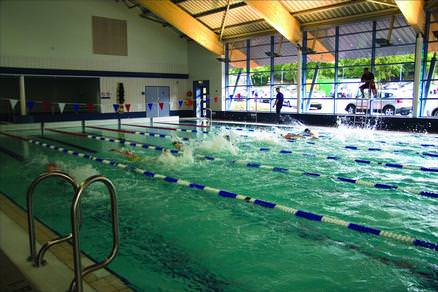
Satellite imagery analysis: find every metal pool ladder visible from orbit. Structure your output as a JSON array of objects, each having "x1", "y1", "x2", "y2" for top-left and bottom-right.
[
  {"x1": 69, "y1": 175, "x2": 119, "y2": 292},
  {"x1": 26, "y1": 173, "x2": 120, "y2": 292},
  {"x1": 27, "y1": 171, "x2": 79, "y2": 267}
]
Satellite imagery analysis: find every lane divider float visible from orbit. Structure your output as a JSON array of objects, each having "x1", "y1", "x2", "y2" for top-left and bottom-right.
[
  {"x1": 1, "y1": 131, "x2": 435, "y2": 253},
  {"x1": 123, "y1": 123, "x2": 208, "y2": 134},
  {"x1": 48, "y1": 129, "x2": 438, "y2": 199},
  {"x1": 84, "y1": 126, "x2": 190, "y2": 141},
  {"x1": 253, "y1": 147, "x2": 438, "y2": 173}
]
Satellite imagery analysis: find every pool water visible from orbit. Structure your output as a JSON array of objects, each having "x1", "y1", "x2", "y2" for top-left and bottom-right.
[{"x1": 0, "y1": 122, "x2": 437, "y2": 291}]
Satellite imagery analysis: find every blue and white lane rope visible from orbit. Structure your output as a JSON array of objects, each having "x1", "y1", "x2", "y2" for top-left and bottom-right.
[
  {"x1": 19, "y1": 137, "x2": 438, "y2": 252},
  {"x1": 84, "y1": 126, "x2": 191, "y2": 141},
  {"x1": 77, "y1": 133, "x2": 438, "y2": 199},
  {"x1": 254, "y1": 147, "x2": 438, "y2": 173},
  {"x1": 123, "y1": 123, "x2": 209, "y2": 134}
]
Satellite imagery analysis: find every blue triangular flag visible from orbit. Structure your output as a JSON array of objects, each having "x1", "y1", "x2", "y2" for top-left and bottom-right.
[
  {"x1": 178, "y1": 100, "x2": 183, "y2": 108},
  {"x1": 113, "y1": 104, "x2": 119, "y2": 112},
  {"x1": 148, "y1": 103, "x2": 153, "y2": 111},
  {"x1": 26, "y1": 100, "x2": 34, "y2": 110},
  {"x1": 73, "y1": 103, "x2": 80, "y2": 112}
]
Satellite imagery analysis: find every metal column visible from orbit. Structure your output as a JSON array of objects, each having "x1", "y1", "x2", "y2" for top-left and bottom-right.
[
  {"x1": 371, "y1": 21, "x2": 377, "y2": 74},
  {"x1": 413, "y1": 33, "x2": 424, "y2": 118},
  {"x1": 302, "y1": 31, "x2": 308, "y2": 113},
  {"x1": 333, "y1": 26, "x2": 340, "y2": 114},
  {"x1": 270, "y1": 36, "x2": 275, "y2": 112},
  {"x1": 225, "y1": 43, "x2": 230, "y2": 110},
  {"x1": 246, "y1": 39, "x2": 251, "y2": 111},
  {"x1": 297, "y1": 48, "x2": 302, "y2": 114},
  {"x1": 19, "y1": 76, "x2": 26, "y2": 116},
  {"x1": 420, "y1": 11, "x2": 431, "y2": 116}
]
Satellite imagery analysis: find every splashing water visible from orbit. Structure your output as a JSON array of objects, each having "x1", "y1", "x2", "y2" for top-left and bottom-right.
[
  {"x1": 30, "y1": 153, "x2": 99, "y2": 182},
  {"x1": 156, "y1": 147, "x2": 194, "y2": 168},
  {"x1": 196, "y1": 135, "x2": 239, "y2": 155}
]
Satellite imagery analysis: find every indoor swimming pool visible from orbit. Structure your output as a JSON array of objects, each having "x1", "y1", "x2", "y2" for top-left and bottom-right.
[{"x1": 0, "y1": 121, "x2": 437, "y2": 291}]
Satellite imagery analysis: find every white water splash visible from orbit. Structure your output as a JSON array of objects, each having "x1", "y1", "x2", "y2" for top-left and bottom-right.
[{"x1": 196, "y1": 135, "x2": 239, "y2": 155}]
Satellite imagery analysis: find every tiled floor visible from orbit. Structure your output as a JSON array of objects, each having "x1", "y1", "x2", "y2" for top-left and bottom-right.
[{"x1": 0, "y1": 249, "x2": 39, "y2": 292}]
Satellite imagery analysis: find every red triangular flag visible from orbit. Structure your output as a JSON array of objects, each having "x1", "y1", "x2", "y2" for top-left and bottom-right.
[
  {"x1": 214, "y1": 96, "x2": 218, "y2": 103},
  {"x1": 187, "y1": 99, "x2": 193, "y2": 106},
  {"x1": 87, "y1": 103, "x2": 94, "y2": 112},
  {"x1": 42, "y1": 101, "x2": 51, "y2": 112},
  {"x1": 159, "y1": 102, "x2": 164, "y2": 110},
  {"x1": 125, "y1": 104, "x2": 131, "y2": 112}
]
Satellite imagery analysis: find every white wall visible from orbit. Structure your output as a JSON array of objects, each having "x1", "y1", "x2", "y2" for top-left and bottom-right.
[
  {"x1": 187, "y1": 42, "x2": 224, "y2": 111},
  {"x1": 100, "y1": 77, "x2": 187, "y2": 112},
  {"x1": 0, "y1": 0, "x2": 191, "y2": 112}
]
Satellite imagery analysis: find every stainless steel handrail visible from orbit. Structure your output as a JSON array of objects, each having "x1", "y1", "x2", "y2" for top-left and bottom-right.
[
  {"x1": 69, "y1": 175, "x2": 119, "y2": 292},
  {"x1": 27, "y1": 171, "x2": 78, "y2": 267}
]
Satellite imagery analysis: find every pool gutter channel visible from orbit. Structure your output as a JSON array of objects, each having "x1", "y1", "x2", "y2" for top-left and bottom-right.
[{"x1": 1, "y1": 131, "x2": 437, "y2": 253}]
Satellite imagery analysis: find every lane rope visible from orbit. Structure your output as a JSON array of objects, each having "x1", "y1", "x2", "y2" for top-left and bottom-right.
[
  {"x1": 47, "y1": 129, "x2": 438, "y2": 199},
  {"x1": 252, "y1": 147, "x2": 438, "y2": 173},
  {"x1": 153, "y1": 122, "x2": 210, "y2": 128},
  {"x1": 124, "y1": 123, "x2": 208, "y2": 134},
  {"x1": 1, "y1": 131, "x2": 436, "y2": 253},
  {"x1": 84, "y1": 126, "x2": 191, "y2": 141}
]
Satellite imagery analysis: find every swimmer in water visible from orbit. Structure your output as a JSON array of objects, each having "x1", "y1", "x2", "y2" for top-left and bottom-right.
[
  {"x1": 47, "y1": 162, "x2": 59, "y2": 172},
  {"x1": 284, "y1": 128, "x2": 318, "y2": 140},
  {"x1": 172, "y1": 141, "x2": 184, "y2": 151},
  {"x1": 110, "y1": 148, "x2": 141, "y2": 161}
]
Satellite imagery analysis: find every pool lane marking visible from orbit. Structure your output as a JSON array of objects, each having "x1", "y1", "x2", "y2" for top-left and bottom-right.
[
  {"x1": 254, "y1": 147, "x2": 438, "y2": 173},
  {"x1": 153, "y1": 122, "x2": 210, "y2": 128},
  {"x1": 34, "y1": 135, "x2": 97, "y2": 153},
  {"x1": 84, "y1": 126, "x2": 191, "y2": 141},
  {"x1": 4, "y1": 134, "x2": 436, "y2": 253},
  {"x1": 123, "y1": 123, "x2": 209, "y2": 134},
  {"x1": 0, "y1": 145, "x2": 24, "y2": 161},
  {"x1": 48, "y1": 129, "x2": 438, "y2": 199}
]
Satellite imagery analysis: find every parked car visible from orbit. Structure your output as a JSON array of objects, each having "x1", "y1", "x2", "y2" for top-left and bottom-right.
[
  {"x1": 422, "y1": 99, "x2": 438, "y2": 117},
  {"x1": 344, "y1": 90, "x2": 412, "y2": 115}
]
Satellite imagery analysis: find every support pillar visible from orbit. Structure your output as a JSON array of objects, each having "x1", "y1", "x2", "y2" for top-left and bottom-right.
[
  {"x1": 19, "y1": 76, "x2": 26, "y2": 116},
  {"x1": 413, "y1": 33, "x2": 423, "y2": 118},
  {"x1": 297, "y1": 48, "x2": 302, "y2": 114}
]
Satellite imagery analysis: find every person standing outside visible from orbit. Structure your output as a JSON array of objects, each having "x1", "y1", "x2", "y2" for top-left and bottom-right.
[
  {"x1": 273, "y1": 87, "x2": 284, "y2": 123},
  {"x1": 359, "y1": 68, "x2": 377, "y2": 98}
]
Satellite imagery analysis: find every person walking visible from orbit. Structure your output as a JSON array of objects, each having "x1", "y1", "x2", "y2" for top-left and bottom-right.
[{"x1": 273, "y1": 87, "x2": 284, "y2": 123}]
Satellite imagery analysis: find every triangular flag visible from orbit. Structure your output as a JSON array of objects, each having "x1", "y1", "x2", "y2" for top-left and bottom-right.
[
  {"x1": 214, "y1": 96, "x2": 218, "y2": 103},
  {"x1": 178, "y1": 100, "x2": 183, "y2": 108},
  {"x1": 58, "y1": 102, "x2": 66, "y2": 113},
  {"x1": 26, "y1": 100, "x2": 34, "y2": 110},
  {"x1": 205, "y1": 98, "x2": 209, "y2": 103},
  {"x1": 125, "y1": 104, "x2": 131, "y2": 112},
  {"x1": 9, "y1": 99, "x2": 18, "y2": 109},
  {"x1": 148, "y1": 103, "x2": 153, "y2": 111},
  {"x1": 187, "y1": 99, "x2": 193, "y2": 106},
  {"x1": 73, "y1": 103, "x2": 80, "y2": 112},
  {"x1": 113, "y1": 104, "x2": 119, "y2": 112},
  {"x1": 159, "y1": 102, "x2": 164, "y2": 110},
  {"x1": 87, "y1": 103, "x2": 94, "y2": 113},
  {"x1": 42, "y1": 101, "x2": 51, "y2": 112}
]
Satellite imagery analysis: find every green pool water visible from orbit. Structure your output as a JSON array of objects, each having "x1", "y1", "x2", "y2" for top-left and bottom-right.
[{"x1": 0, "y1": 123, "x2": 437, "y2": 291}]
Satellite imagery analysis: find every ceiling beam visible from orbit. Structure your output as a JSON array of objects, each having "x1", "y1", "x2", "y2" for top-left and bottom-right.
[
  {"x1": 194, "y1": 2, "x2": 247, "y2": 18},
  {"x1": 394, "y1": 0, "x2": 425, "y2": 33},
  {"x1": 302, "y1": 8, "x2": 399, "y2": 30},
  {"x1": 137, "y1": 0, "x2": 224, "y2": 55},
  {"x1": 292, "y1": 0, "x2": 367, "y2": 17},
  {"x1": 244, "y1": 0, "x2": 302, "y2": 44}
]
